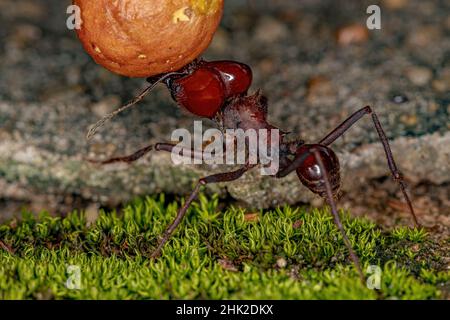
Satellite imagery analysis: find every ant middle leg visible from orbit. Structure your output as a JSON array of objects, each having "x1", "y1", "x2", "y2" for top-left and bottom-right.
[
  {"x1": 151, "y1": 164, "x2": 255, "y2": 259},
  {"x1": 0, "y1": 240, "x2": 13, "y2": 254},
  {"x1": 318, "y1": 106, "x2": 420, "y2": 227},
  {"x1": 86, "y1": 139, "x2": 247, "y2": 257}
]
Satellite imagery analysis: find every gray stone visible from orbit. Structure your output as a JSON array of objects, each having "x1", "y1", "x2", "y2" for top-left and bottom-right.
[
  {"x1": 406, "y1": 67, "x2": 433, "y2": 87},
  {"x1": 0, "y1": 0, "x2": 448, "y2": 215}
]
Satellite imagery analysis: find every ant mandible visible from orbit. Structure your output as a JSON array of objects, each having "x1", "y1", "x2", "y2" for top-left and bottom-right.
[{"x1": 87, "y1": 58, "x2": 421, "y2": 283}]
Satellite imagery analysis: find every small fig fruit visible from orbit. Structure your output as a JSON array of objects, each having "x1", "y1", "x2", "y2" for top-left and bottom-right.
[{"x1": 74, "y1": 0, "x2": 224, "y2": 78}]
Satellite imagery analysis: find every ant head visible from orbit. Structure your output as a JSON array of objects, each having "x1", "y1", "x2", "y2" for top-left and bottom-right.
[
  {"x1": 295, "y1": 144, "x2": 341, "y2": 197},
  {"x1": 166, "y1": 60, "x2": 253, "y2": 119},
  {"x1": 166, "y1": 64, "x2": 226, "y2": 118},
  {"x1": 86, "y1": 59, "x2": 253, "y2": 139}
]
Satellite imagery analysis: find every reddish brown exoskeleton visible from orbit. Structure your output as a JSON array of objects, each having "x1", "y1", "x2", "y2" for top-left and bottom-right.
[{"x1": 87, "y1": 59, "x2": 420, "y2": 282}]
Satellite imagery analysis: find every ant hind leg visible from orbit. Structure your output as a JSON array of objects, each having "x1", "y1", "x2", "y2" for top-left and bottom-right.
[
  {"x1": 319, "y1": 106, "x2": 420, "y2": 227},
  {"x1": 312, "y1": 149, "x2": 365, "y2": 284}
]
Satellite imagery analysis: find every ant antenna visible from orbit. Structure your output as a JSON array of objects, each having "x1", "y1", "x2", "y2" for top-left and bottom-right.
[{"x1": 86, "y1": 72, "x2": 185, "y2": 140}]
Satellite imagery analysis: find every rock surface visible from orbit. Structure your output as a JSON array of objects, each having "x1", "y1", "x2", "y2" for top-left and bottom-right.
[{"x1": 0, "y1": 0, "x2": 448, "y2": 219}]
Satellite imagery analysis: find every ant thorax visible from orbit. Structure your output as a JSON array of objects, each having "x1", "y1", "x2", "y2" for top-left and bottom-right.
[
  {"x1": 217, "y1": 90, "x2": 313, "y2": 175},
  {"x1": 221, "y1": 90, "x2": 276, "y2": 132},
  {"x1": 210, "y1": 90, "x2": 285, "y2": 175}
]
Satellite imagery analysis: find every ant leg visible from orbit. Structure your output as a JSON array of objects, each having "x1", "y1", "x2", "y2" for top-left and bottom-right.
[
  {"x1": 87, "y1": 142, "x2": 217, "y2": 165},
  {"x1": 0, "y1": 240, "x2": 13, "y2": 254},
  {"x1": 312, "y1": 149, "x2": 365, "y2": 284},
  {"x1": 155, "y1": 143, "x2": 213, "y2": 161},
  {"x1": 87, "y1": 144, "x2": 154, "y2": 164},
  {"x1": 276, "y1": 151, "x2": 311, "y2": 178},
  {"x1": 276, "y1": 147, "x2": 365, "y2": 282},
  {"x1": 319, "y1": 106, "x2": 420, "y2": 227},
  {"x1": 151, "y1": 164, "x2": 254, "y2": 259}
]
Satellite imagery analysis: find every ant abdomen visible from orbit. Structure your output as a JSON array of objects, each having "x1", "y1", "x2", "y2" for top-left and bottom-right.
[{"x1": 296, "y1": 144, "x2": 341, "y2": 197}]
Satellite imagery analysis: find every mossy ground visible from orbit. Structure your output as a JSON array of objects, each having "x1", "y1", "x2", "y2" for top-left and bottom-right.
[{"x1": 0, "y1": 194, "x2": 448, "y2": 300}]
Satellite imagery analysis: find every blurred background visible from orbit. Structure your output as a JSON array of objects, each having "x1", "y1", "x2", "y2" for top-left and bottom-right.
[{"x1": 0, "y1": 0, "x2": 448, "y2": 231}]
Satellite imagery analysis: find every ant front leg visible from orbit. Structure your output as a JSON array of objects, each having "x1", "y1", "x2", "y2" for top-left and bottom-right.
[
  {"x1": 86, "y1": 139, "x2": 247, "y2": 258},
  {"x1": 319, "y1": 106, "x2": 420, "y2": 227},
  {"x1": 87, "y1": 142, "x2": 213, "y2": 165},
  {"x1": 151, "y1": 164, "x2": 255, "y2": 259},
  {"x1": 87, "y1": 144, "x2": 155, "y2": 164}
]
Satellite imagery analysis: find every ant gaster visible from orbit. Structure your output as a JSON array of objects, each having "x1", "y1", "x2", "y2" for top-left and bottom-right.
[{"x1": 87, "y1": 58, "x2": 421, "y2": 283}]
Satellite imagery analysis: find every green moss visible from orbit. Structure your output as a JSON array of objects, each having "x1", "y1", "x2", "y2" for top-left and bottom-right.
[{"x1": 0, "y1": 194, "x2": 448, "y2": 300}]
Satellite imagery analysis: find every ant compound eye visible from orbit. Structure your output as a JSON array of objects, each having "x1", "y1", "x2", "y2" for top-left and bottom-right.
[
  {"x1": 207, "y1": 61, "x2": 253, "y2": 97},
  {"x1": 296, "y1": 145, "x2": 341, "y2": 196},
  {"x1": 172, "y1": 67, "x2": 225, "y2": 118}
]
